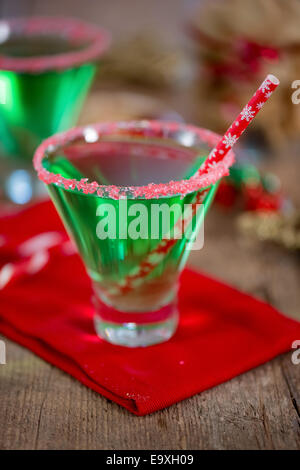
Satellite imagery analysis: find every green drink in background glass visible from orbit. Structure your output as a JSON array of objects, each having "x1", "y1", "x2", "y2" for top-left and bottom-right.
[
  {"x1": 34, "y1": 121, "x2": 234, "y2": 347},
  {"x1": 0, "y1": 17, "x2": 110, "y2": 202}
]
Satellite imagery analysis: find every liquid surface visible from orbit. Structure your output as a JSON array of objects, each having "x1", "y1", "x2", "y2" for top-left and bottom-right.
[
  {"x1": 0, "y1": 34, "x2": 87, "y2": 58},
  {"x1": 45, "y1": 139, "x2": 206, "y2": 187}
]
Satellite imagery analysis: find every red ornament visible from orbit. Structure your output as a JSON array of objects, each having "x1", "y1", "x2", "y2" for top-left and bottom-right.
[
  {"x1": 243, "y1": 186, "x2": 281, "y2": 212},
  {"x1": 215, "y1": 180, "x2": 238, "y2": 208}
]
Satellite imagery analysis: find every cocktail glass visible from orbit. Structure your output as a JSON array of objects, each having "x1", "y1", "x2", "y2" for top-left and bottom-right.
[
  {"x1": 0, "y1": 17, "x2": 110, "y2": 201},
  {"x1": 34, "y1": 121, "x2": 234, "y2": 347}
]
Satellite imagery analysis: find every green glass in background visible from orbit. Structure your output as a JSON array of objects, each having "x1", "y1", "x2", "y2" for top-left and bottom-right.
[
  {"x1": 0, "y1": 64, "x2": 96, "y2": 160},
  {"x1": 0, "y1": 17, "x2": 110, "y2": 203}
]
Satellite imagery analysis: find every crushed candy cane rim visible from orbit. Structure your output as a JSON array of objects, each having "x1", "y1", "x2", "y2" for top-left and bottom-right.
[
  {"x1": 33, "y1": 120, "x2": 235, "y2": 200},
  {"x1": 0, "y1": 17, "x2": 111, "y2": 73}
]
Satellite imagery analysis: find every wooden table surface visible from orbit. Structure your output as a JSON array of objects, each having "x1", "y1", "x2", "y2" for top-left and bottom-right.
[{"x1": 0, "y1": 82, "x2": 300, "y2": 449}]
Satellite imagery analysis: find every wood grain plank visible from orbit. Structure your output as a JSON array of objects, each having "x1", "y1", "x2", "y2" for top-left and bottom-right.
[{"x1": 0, "y1": 336, "x2": 299, "y2": 450}]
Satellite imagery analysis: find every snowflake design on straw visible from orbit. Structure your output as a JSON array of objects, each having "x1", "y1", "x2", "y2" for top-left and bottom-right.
[
  {"x1": 265, "y1": 91, "x2": 272, "y2": 99},
  {"x1": 223, "y1": 133, "x2": 238, "y2": 149},
  {"x1": 240, "y1": 104, "x2": 255, "y2": 122},
  {"x1": 208, "y1": 149, "x2": 217, "y2": 159},
  {"x1": 256, "y1": 102, "x2": 264, "y2": 110},
  {"x1": 260, "y1": 80, "x2": 271, "y2": 93},
  {"x1": 201, "y1": 149, "x2": 216, "y2": 170},
  {"x1": 207, "y1": 160, "x2": 219, "y2": 170}
]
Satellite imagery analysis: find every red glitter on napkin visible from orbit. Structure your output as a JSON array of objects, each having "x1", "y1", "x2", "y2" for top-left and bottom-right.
[{"x1": 0, "y1": 200, "x2": 299, "y2": 415}]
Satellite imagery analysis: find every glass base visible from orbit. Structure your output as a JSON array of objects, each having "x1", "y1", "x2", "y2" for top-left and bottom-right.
[{"x1": 94, "y1": 299, "x2": 178, "y2": 347}]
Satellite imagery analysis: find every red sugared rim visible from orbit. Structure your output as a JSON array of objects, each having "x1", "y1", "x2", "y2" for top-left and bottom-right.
[
  {"x1": 0, "y1": 16, "x2": 110, "y2": 73},
  {"x1": 33, "y1": 120, "x2": 235, "y2": 200}
]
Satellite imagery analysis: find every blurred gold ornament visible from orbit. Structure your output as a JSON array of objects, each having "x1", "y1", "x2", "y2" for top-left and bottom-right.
[
  {"x1": 238, "y1": 211, "x2": 300, "y2": 250},
  {"x1": 190, "y1": 0, "x2": 300, "y2": 147},
  {"x1": 79, "y1": 90, "x2": 167, "y2": 124},
  {"x1": 192, "y1": 0, "x2": 300, "y2": 48},
  {"x1": 95, "y1": 34, "x2": 185, "y2": 90}
]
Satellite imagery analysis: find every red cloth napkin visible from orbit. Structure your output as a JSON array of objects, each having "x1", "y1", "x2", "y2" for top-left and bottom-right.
[{"x1": 0, "y1": 200, "x2": 299, "y2": 416}]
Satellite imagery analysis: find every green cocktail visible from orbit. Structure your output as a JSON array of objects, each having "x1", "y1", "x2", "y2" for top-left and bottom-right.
[{"x1": 34, "y1": 121, "x2": 234, "y2": 347}]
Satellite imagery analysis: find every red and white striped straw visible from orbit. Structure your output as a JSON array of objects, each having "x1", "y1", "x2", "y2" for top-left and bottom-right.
[
  {"x1": 109, "y1": 187, "x2": 210, "y2": 295},
  {"x1": 194, "y1": 74, "x2": 280, "y2": 177},
  {"x1": 108, "y1": 74, "x2": 280, "y2": 294}
]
